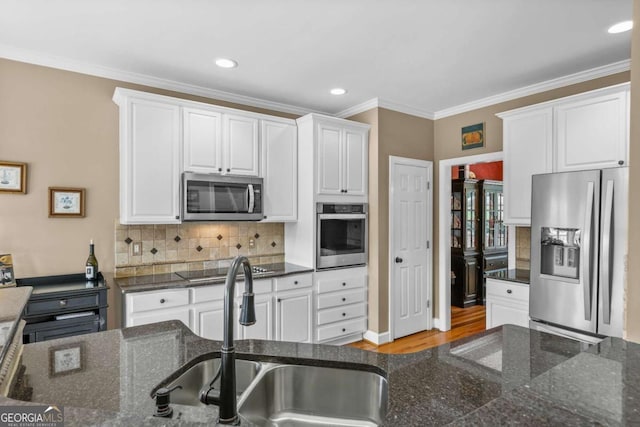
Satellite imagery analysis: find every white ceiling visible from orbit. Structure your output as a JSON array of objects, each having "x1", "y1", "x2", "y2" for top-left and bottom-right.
[{"x1": 0, "y1": 0, "x2": 633, "y2": 118}]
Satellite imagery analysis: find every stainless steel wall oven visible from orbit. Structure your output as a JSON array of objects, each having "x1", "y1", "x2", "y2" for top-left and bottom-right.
[{"x1": 316, "y1": 203, "x2": 368, "y2": 269}]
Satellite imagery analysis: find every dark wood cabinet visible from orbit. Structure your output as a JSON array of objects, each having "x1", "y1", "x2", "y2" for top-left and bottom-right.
[
  {"x1": 451, "y1": 179, "x2": 508, "y2": 307},
  {"x1": 17, "y1": 273, "x2": 108, "y2": 343}
]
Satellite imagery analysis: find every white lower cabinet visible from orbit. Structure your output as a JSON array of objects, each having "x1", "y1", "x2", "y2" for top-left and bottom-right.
[
  {"x1": 314, "y1": 267, "x2": 368, "y2": 344},
  {"x1": 125, "y1": 289, "x2": 192, "y2": 328},
  {"x1": 239, "y1": 293, "x2": 274, "y2": 340},
  {"x1": 275, "y1": 289, "x2": 313, "y2": 343},
  {"x1": 195, "y1": 300, "x2": 226, "y2": 341},
  {"x1": 485, "y1": 278, "x2": 529, "y2": 329}
]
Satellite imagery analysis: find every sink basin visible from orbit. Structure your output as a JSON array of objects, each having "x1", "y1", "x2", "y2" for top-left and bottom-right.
[
  {"x1": 166, "y1": 357, "x2": 262, "y2": 407},
  {"x1": 238, "y1": 364, "x2": 388, "y2": 427}
]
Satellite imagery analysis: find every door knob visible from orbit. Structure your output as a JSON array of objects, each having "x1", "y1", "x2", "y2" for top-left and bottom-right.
[{"x1": 395, "y1": 257, "x2": 403, "y2": 263}]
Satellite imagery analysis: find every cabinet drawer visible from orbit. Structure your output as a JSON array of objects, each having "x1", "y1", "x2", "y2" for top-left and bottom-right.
[
  {"x1": 25, "y1": 294, "x2": 100, "y2": 317},
  {"x1": 317, "y1": 302, "x2": 366, "y2": 326},
  {"x1": 316, "y1": 274, "x2": 365, "y2": 294},
  {"x1": 485, "y1": 279, "x2": 528, "y2": 302},
  {"x1": 317, "y1": 289, "x2": 365, "y2": 310},
  {"x1": 30, "y1": 318, "x2": 100, "y2": 343},
  {"x1": 192, "y1": 285, "x2": 225, "y2": 303},
  {"x1": 317, "y1": 318, "x2": 366, "y2": 342},
  {"x1": 128, "y1": 289, "x2": 190, "y2": 313},
  {"x1": 484, "y1": 255, "x2": 508, "y2": 272},
  {"x1": 274, "y1": 273, "x2": 312, "y2": 292},
  {"x1": 236, "y1": 278, "x2": 272, "y2": 297}
]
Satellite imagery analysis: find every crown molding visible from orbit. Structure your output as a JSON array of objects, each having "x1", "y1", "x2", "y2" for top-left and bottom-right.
[
  {"x1": 0, "y1": 44, "x2": 321, "y2": 117},
  {"x1": 336, "y1": 97, "x2": 436, "y2": 120},
  {"x1": 432, "y1": 59, "x2": 631, "y2": 119}
]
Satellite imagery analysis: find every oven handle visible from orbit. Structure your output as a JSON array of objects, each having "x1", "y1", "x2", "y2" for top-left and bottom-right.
[
  {"x1": 318, "y1": 213, "x2": 367, "y2": 220},
  {"x1": 247, "y1": 184, "x2": 255, "y2": 213}
]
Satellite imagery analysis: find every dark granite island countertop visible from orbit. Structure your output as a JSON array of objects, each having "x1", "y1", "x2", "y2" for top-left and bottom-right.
[
  {"x1": 3, "y1": 320, "x2": 640, "y2": 426},
  {"x1": 486, "y1": 268, "x2": 530, "y2": 284}
]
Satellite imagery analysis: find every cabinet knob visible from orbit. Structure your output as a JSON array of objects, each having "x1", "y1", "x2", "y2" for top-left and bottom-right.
[
  {"x1": 160, "y1": 298, "x2": 166, "y2": 303},
  {"x1": 342, "y1": 313, "x2": 346, "y2": 317},
  {"x1": 277, "y1": 298, "x2": 282, "y2": 303},
  {"x1": 342, "y1": 282, "x2": 346, "y2": 287},
  {"x1": 226, "y1": 168, "x2": 230, "y2": 172},
  {"x1": 59, "y1": 299, "x2": 67, "y2": 307},
  {"x1": 619, "y1": 160, "x2": 625, "y2": 166},
  {"x1": 342, "y1": 328, "x2": 346, "y2": 332},
  {"x1": 342, "y1": 297, "x2": 346, "y2": 302},
  {"x1": 175, "y1": 215, "x2": 180, "y2": 220},
  {"x1": 294, "y1": 281, "x2": 298, "y2": 285},
  {"x1": 506, "y1": 289, "x2": 512, "y2": 294},
  {"x1": 218, "y1": 167, "x2": 222, "y2": 172}
]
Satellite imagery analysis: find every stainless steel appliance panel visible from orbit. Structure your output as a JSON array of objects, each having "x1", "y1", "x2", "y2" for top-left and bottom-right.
[
  {"x1": 316, "y1": 203, "x2": 368, "y2": 269},
  {"x1": 530, "y1": 169, "x2": 601, "y2": 334},
  {"x1": 597, "y1": 167, "x2": 627, "y2": 337}
]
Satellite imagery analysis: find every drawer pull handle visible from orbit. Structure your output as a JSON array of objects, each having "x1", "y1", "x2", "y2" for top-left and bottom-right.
[
  {"x1": 342, "y1": 328, "x2": 346, "y2": 332},
  {"x1": 294, "y1": 281, "x2": 298, "y2": 285},
  {"x1": 342, "y1": 297, "x2": 346, "y2": 302},
  {"x1": 59, "y1": 300, "x2": 67, "y2": 307},
  {"x1": 342, "y1": 282, "x2": 346, "y2": 286},
  {"x1": 342, "y1": 313, "x2": 346, "y2": 317},
  {"x1": 506, "y1": 289, "x2": 512, "y2": 294},
  {"x1": 160, "y1": 298, "x2": 166, "y2": 303}
]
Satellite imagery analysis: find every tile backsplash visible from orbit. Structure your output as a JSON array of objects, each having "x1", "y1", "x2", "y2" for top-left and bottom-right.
[
  {"x1": 515, "y1": 226, "x2": 531, "y2": 270},
  {"x1": 115, "y1": 221, "x2": 284, "y2": 277}
]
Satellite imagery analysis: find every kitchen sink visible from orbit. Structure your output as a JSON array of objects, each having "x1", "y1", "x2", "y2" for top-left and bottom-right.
[
  {"x1": 238, "y1": 364, "x2": 388, "y2": 427},
  {"x1": 165, "y1": 357, "x2": 262, "y2": 407}
]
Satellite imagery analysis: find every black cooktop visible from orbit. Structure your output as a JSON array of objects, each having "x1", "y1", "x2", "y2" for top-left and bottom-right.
[{"x1": 175, "y1": 265, "x2": 271, "y2": 282}]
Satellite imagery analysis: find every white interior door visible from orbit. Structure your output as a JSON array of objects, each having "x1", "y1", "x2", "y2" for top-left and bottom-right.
[{"x1": 390, "y1": 156, "x2": 432, "y2": 339}]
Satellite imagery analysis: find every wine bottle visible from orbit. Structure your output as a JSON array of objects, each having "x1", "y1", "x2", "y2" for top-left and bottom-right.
[{"x1": 85, "y1": 240, "x2": 99, "y2": 281}]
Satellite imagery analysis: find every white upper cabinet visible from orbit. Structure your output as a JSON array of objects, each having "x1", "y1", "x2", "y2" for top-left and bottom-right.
[
  {"x1": 554, "y1": 88, "x2": 629, "y2": 172},
  {"x1": 261, "y1": 119, "x2": 297, "y2": 222},
  {"x1": 184, "y1": 110, "x2": 259, "y2": 176},
  {"x1": 114, "y1": 89, "x2": 181, "y2": 224},
  {"x1": 224, "y1": 114, "x2": 260, "y2": 176},
  {"x1": 183, "y1": 107, "x2": 222, "y2": 173},
  {"x1": 500, "y1": 106, "x2": 553, "y2": 225},
  {"x1": 306, "y1": 115, "x2": 369, "y2": 201},
  {"x1": 498, "y1": 83, "x2": 629, "y2": 225}
]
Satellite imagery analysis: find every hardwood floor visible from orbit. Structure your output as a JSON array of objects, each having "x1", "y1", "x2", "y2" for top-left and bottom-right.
[{"x1": 349, "y1": 305, "x2": 486, "y2": 354}]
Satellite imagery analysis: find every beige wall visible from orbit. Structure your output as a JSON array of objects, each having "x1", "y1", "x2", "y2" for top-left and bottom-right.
[
  {"x1": 0, "y1": 58, "x2": 295, "y2": 279},
  {"x1": 432, "y1": 72, "x2": 630, "y2": 319},
  {"x1": 350, "y1": 108, "x2": 434, "y2": 333},
  {"x1": 625, "y1": 0, "x2": 640, "y2": 343}
]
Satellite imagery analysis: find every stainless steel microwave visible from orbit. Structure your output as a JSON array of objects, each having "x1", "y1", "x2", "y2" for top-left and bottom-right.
[{"x1": 182, "y1": 172, "x2": 263, "y2": 221}]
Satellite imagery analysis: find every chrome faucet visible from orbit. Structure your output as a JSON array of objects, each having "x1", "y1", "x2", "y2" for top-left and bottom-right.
[{"x1": 200, "y1": 256, "x2": 256, "y2": 425}]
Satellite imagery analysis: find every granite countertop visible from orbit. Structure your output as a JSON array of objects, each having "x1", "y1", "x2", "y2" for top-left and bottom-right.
[
  {"x1": 486, "y1": 268, "x2": 530, "y2": 284},
  {"x1": 115, "y1": 262, "x2": 314, "y2": 293},
  {"x1": 3, "y1": 320, "x2": 639, "y2": 426},
  {"x1": 0, "y1": 286, "x2": 32, "y2": 366}
]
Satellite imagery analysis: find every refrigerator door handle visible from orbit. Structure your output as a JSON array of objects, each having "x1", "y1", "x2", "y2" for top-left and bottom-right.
[
  {"x1": 582, "y1": 181, "x2": 594, "y2": 321},
  {"x1": 601, "y1": 179, "x2": 614, "y2": 324}
]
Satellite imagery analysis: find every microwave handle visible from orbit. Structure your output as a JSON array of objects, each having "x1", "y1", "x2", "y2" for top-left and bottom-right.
[{"x1": 247, "y1": 184, "x2": 255, "y2": 213}]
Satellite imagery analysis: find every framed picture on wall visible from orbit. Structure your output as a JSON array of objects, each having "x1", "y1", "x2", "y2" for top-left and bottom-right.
[
  {"x1": 0, "y1": 161, "x2": 27, "y2": 194},
  {"x1": 48, "y1": 187, "x2": 86, "y2": 217},
  {"x1": 461, "y1": 123, "x2": 484, "y2": 150}
]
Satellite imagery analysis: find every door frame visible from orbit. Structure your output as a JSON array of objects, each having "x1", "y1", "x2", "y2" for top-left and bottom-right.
[
  {"x1": 437, "y1": 151, "x2": 503, "y2": 331},
  {"x1": 388, "y1": 155, "x2": 433, "y2": 342}
]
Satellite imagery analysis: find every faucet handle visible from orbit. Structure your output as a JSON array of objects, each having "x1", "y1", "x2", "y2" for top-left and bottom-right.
[{"x1": 239, "y1": 292, "x2": 256, "y2": 326}]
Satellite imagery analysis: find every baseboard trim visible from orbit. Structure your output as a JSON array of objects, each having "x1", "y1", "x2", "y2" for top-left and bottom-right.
[
  {"x1": 433, "y1": 317, "x2": 441, "y2": 331},
  {"x1": 363, "y1": 330, "x2": 391, "y2": 345}
]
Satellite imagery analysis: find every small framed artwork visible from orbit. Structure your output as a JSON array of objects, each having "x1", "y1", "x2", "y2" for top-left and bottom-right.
[
  {"x1": 49, "y1": 187, "x2": 85, "y2": 218},
  {"x1": 0, "y1": 254, "x2": 16, "y2": 287},
  {"x1": 0, "y1": 161, "x2": 27, "y2": 194},
  {"x1": 49, "y1": 342, "x2": 85, "y2": 377},
  {"x1": 461, "y1": 123, "x2": 484, "y2": 150}
]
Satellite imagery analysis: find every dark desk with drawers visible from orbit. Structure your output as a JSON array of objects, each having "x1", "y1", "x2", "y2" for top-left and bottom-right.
[{"x1": 16, "y1": 273, "x2": 108, "y2": 343}]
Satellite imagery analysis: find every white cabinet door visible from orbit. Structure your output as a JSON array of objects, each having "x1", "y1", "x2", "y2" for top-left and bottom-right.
[
  {"x1": 486, "y1": 297, "x2": 529, "y2": 329},
  {"x1": 183, "y1": 107, "x2": 222, "y2": 173},
  {"x1": 501, "y1": 107, "x2": 553, "y2": 225},
  {"x1": 118, "y1": 96, "x2": 181, "y2": 224},
  {"x1": 316, "y1": 123, "x2": 343, "y2": 195},
  {"x1": 239, "y1": 294, "x2": 273, "y2": 340},
  {"x1": 343, "y1": 128, "x2": 367, "y2": 196},
  {"x1": 195, "y1": 300, "x2": 228, "y2": 341},
  {"x1": 555, "y1": 89, "x2": 628, "y2": 171},
  {"x1": 261, "y1": 120, "x2": 297, "y2": 222},
  {"x1": 275, "y1": 289, "x2": 313, "y2": 343},
  {"x1": 224, "y1": 114, "x2": 260, "y2": 176}
]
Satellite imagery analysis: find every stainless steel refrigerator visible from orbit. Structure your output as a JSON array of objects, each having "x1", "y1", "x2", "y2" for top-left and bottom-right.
[{"x1": 529, "y1": 167, "x2": 628, "y2": 342}]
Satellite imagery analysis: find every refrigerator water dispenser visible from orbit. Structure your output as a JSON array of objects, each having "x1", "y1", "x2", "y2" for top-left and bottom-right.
[{"x1": 540, "y1": 227, "x2": 581, "y2": 280}]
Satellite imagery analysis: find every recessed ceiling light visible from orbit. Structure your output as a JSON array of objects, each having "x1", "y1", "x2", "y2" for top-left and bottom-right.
[
  {"x1": 215, "y1": 58, "x2": 238, "y2": 68},
  {"x1": 330, "y1": 88, "x2": 347, "y2": 96},
  {"x1": 608, "y1": 20, "x2": 633, "y2": 34}
]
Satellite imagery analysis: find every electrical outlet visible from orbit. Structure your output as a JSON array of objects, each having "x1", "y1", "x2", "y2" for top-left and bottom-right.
[
  {"x1": 249, "y1": 239, "x2": 255, "y2": 248},
  {"x1": 132, "y1": 242, "x2": 142, "y2": 256}
]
